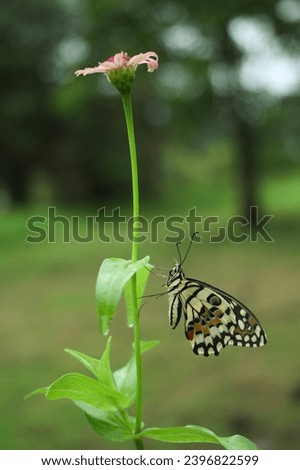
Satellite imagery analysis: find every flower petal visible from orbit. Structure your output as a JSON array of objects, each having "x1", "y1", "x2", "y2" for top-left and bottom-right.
[
  {"x1": 128, "y1": 52, "x2": 159, "y2": 72},
  {"x1": 75, "y1": 67, "x2": 103, "y2": 77},
  {"x1": 75, "y1": 61, "x2": 117, "y2": 76},
  {"x1": 97, "y1": 61, "x2": 119, "y2": 72},
  {"x1": 112, "y1": 52, "x2": 128, "y2": 67}
]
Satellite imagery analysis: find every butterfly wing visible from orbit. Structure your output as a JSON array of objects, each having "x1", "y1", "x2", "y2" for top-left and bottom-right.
[{"x1": 175, "y1": 278, "x2": 267, "y2": 356}]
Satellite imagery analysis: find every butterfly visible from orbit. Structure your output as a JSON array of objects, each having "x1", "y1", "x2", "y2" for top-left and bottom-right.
[{"x1": 166, "y1": 237, "x2": 267, "y2": 357}]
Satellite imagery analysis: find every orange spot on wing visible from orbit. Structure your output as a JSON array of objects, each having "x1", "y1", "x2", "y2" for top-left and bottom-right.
[
  {"x1": 187, "y1": 329, "x2": 195, "y2": 341},
  {"x1": 192, "y1": 317, "x2": 223, "y2": 339},
  {"x1": 207, "y1": 317, "x2": 222, "y2": 327},
  {"x1": 214, "y1": 309, "x2": 224, "y2": 318},
  {"x1": 202, "y1": 326, "x2": 209, "y2": 336}
]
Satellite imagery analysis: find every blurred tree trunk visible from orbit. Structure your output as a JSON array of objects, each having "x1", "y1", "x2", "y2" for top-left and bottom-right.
[
  {"x1": 3, "y1": 158, "x2": 29, "y2": 204},
  {"x1": 235, "y1": 115, "x2": 259, "y2": 224}
]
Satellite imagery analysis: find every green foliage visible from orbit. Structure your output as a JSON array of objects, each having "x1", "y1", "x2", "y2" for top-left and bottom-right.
[
  {"x1": 46, "y1": 373, "x2": 129, "y2": 410},
  {"x1": 113, "y1": 340, "x2": 159, "y2": 402},
  {"x1": 28, "y1": 336, "x2": 159, "y2": 444},
  {"x1": 65, "y1": 347, "x2": 112, "y2": 384},
  {"x1": 138, "y1": 426, "x2": 258, "y2": 450},
  {"x1": 95, "y1": 257, "x2": 151, "y2": 334},
  {"x1": 85, "y1": 412, "x2": 136, "y2": 442},
  {"x1": 28, "y1": 332, "x2": 258, "y2": 448},
  {"x1": 124, "y1": 262, "x2": 152, "y2": 327}
]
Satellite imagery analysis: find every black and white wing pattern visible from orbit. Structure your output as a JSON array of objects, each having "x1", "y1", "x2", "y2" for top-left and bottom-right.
[{"x1": 167, "y1": 264, "x2": 267, "y2": 357}]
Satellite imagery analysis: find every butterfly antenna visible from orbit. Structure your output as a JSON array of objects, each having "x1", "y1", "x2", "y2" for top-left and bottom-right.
[
  {"x1": 180, "y1": 232, "x2": 199, "y2": 266},
  {"x1": 176, "y1": 242, "x2": 182, "y2": 265}
]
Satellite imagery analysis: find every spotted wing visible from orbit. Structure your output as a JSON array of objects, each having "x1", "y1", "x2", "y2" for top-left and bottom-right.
[{"x1": 176, "y1": 278, "x2": 267, "y2": 357}]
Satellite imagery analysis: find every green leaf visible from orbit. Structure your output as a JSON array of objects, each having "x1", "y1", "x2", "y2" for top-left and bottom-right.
[
  {"x1": 114, "y1": 340, "x2": 159, "y2": 405},
  {"x1": 96, "y1": 256, "x2": 150, "y2": 335},
  {"x1": 113, "y1": 357, "x2": 135, "y2": 405},
  {"x1": 64, "y1": 349, "x2": 100, "y2": 379},
  {"x1": 65, "y1": 337, "x2": 115, "y2": 388},
  {"x1": 96, "y1": 336, "x2": 115, "y2": 388},
  {"x1": 86, "y1": 413, "x2": 135, "y2": 442},
  {"x1": 139, "y1": 340, "x2": 160, "y2": 354},
  {"x1": 217, "y1": 434, "x2": 259, "y2": 450},
  {"x1": 74, "y1": 401, "x2": 112, "y2": 419},
  {"x1": 138, "y1": 425, "x2": 259, "y2": 450},
  {"x1": 75, "y1": 403, "x2": 135, "y2": 442},
  {"x1": 25, "y1": 387, "x2": 48, "y2": 400},
  {"x1": 45, "y1": 373, "x2": 130, "y2": 411},
  {"x1": 124, "y1": 262, "x2": 152, "y2": 327}
]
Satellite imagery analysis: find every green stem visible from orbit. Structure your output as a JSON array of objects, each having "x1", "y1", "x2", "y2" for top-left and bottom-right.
[
  {"x1": 122, "y1": 94, "x2": 139, "y2": 263},
  {"x1": 121, "y1": 94, "x2": 143, "y2": 447}
]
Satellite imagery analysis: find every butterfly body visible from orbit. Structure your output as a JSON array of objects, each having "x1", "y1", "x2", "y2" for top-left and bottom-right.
[{"x1": 167, "y1": 262, "x2": 267, "y2": 356}]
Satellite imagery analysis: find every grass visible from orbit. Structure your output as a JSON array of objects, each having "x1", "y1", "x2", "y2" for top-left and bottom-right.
[{"x1": 1, "y1": 170, "x2": 300, "y2": 450}]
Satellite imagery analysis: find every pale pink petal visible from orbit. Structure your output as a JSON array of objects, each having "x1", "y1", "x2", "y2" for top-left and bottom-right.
[
  {"x1": 97, "y1": 61, "x2": 119, "y2": 72},
  {"x1": 75, "y1": 66, "x2": 103, "y2": 76},
  {"x1": 112, "y1": 51, "x2": 128, "y2": 67},
  {"x1": 75, "y1": 61, "x2": 116, "y2": 76},
  {"x1": 145, "y1": 59, "x2": 159, "y2": 72},
  {"x1": 128, "y1": 52, "x2": 159, "y2": 72}
]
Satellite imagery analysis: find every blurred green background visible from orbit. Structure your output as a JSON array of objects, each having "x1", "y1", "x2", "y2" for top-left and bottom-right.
[{"x1": 1, "y1": 0, "x2": 300, "y2": 450}]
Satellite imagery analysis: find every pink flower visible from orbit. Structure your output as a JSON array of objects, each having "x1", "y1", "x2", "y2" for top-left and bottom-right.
[
  {"x1": 75, "y1": 51, "x2": 158, "y2": 95},
  {"x1": 75, "y1": 51, "x2": 159, "y2": 77}
]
